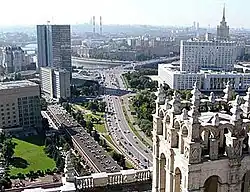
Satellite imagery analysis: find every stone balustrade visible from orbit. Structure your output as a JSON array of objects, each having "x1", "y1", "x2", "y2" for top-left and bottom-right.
[{"x1": 75, "y1": 168, "x2": 152, "y2": 189}]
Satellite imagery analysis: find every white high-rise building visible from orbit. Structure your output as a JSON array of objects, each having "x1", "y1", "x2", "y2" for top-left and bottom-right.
[
  {"x1": 40, "y1": 67, "x2": 71, "y2": 100},
  {"x1": 53, "y1": 69, "x2": 71, "y2": 99},
  {"x1": 180, "y1": 40, "x2": 237, "y2": 73},
  {"x1": 158, "y1": 7, "x2": 250, "y2": 91}
]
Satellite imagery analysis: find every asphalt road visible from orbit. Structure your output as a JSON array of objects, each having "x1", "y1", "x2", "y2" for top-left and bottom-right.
[{"x1": 103, "y1": 68, "x2": 153, "y2": 168}]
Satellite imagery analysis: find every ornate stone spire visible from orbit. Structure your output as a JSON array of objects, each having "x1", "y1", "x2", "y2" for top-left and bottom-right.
[
  {"x1": 230, "y1": 95, "x2": 242, "y2": 122},
  {"x1": 212, "y1": 113, "x2": 220, "y2": 126},
  {"x1": 191, "y1": 82, "x2": 201, "y2": 106},
  {"x1": 223, "y1": 81, "x2": 233, "y2": 102},
  {"x1": 170, "y1": 91, "x2": 181, "y2": 114},
  {"x1": 242, "y1": 87, "x2": 250, "y2": 118},
  {"x1": 157, "y1": 84, "x2": 166, "y2": 105},
  {"x1": 181, "y1": 108, "x2": 189, "y2": 121},
  {"x1": 209, "y1": 92, "x2": 215, "y2": 103},
  {"x1": 189, "y1": 82, "x2": 201, "y2": 124},
  {"x1": 222, "y1": 4, "x2": 226, "y2": 21}
]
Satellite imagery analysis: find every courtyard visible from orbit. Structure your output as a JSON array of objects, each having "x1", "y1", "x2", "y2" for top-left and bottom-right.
[{"x1": 10, "y1": 136, "x2": 56, "y2": 176}]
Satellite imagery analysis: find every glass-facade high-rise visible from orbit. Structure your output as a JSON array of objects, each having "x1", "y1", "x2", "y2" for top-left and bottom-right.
[{"x1": 37, "y1": 25, "x2": 72, "y2": 74}]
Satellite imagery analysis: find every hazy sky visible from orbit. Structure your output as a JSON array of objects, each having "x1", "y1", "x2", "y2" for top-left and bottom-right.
[{"x1": 2, "y1": 0, "x2": 248, "y2": 28}]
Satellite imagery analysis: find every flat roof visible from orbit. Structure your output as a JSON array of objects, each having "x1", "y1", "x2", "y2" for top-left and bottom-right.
[
  {"x1": 47, "y1": 105, "x2": 121, "y2": 173},
  {"x1": 0, "y1": 80, "x2": 38, "y2": 90}
]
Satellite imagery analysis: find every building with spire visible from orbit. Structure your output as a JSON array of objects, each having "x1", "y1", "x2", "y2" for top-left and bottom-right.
[
  {"x1": 152, "y1": 83, "x2": 250, "y2": 192},
  {"x1": 158, "y1": 6, "x2": 250, "y2": 91},
  {"x1": 217, "y1": 5, "x2": 230, "y2": 41}
]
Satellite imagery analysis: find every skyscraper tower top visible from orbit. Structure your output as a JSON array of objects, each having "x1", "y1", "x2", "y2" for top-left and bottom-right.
[
  {"x1": 222, "y1": 4, "x2": 226, "y2": 21},
  {"x1": 217, "y1": 5, "x2": 229, "y2": 41}
]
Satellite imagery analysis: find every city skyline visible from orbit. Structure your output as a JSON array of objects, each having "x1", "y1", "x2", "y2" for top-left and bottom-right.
[{"x1": 1, "y1": 0, "x2": 249, "y2": 28}]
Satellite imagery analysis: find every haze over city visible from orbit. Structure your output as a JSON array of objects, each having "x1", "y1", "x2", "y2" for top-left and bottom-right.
[{"x1": 0, "y1": 0, "x2": 249, "y2": 28}]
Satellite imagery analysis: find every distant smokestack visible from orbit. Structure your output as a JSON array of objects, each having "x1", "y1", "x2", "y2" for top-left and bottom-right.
[
  {"x1": 100, "y1": 16, "x2": 102, "y2": 35},
  {"x1": 93, "y1": 16, "x2": 96, "y2": 33}
]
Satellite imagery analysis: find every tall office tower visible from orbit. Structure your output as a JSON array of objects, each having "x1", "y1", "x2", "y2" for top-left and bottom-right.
[
  {"x1": 40, "y1": 67, "x2": 71, "y2": 100},
  {"x1": 37, "y1": 25, "x2": 72, "y2": 74},
  {"x1": 0, "y1": 80, "x2": 41, "y2": 133},
  {"x1": 180, "y1": 40, "x2": 237, "y2": 73},
  {"x1": 217, "y1": 5, "x2": 230, "y2": 41},
  {"x1": 2, "y1": 47, "x2": 25, "y2": 73}
]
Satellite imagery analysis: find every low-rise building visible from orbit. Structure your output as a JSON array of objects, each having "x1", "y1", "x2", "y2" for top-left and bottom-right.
[
  {"x1": 0, "y1": 80, "x2": 41, "y2": 133},
  {"x1": 158, "y1": 63, "x2": 250, "y2": 91}
]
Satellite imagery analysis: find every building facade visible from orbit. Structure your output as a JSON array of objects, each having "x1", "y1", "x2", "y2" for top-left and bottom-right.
[
  {"x1": 2, "y1": 47, "x2": 25, "y2": 73},
  {"x1": 158, "y1": 64, "x2": 250, "y2": 91},
  {"x1": 158, "y1": 8, "x2": 250, "y2": 91},
  {"x1": 40, "y1": 67, "x2": 71, "y2": 100},
  {"x1": 37, "y1": 25, "x2": 72, "y2": 73},
  {"x1": 0, "y1": 80, "x2": 41, "y2": 133},
  {"x1": 180, "y1": 40, "x2": 236, "y2": 73},
  {"x1": 152, "y1": 83, "x2": 250, "y2": 192}
]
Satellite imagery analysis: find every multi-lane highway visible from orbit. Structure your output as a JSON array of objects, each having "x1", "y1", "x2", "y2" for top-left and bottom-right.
[{"x1": 103, "y1": 68, "x2": 153, "y2": 168}]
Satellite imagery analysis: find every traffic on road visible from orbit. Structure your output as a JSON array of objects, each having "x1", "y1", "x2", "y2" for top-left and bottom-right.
[{"x1": 102, "y1": 67, "x2": 153, "y2": 168}]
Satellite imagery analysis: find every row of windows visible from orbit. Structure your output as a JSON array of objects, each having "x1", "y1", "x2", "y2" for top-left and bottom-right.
[{"x1": 0, "y1": 103, "x2": 15, "y2": 107}]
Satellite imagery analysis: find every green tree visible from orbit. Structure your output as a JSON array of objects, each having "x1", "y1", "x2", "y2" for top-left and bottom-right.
[
  {"x1": 86, "y1": 120, "x2": 93, "y2": 133},
  {"x1": 2, "y1": 138, "x2": 15, "y2": 165}
]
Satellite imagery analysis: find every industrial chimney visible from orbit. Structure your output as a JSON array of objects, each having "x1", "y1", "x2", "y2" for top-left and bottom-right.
[
  {"x1": 100, "y1": 16, "x2": 102, "y2": 35},
  {"x1": 93, "y1": 16, "x2": 96, "y2": 33}
]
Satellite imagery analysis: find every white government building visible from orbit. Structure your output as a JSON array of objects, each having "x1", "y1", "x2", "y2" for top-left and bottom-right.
[{"x1": 158, "y1": 8, "x2": 250, "y2": 91}]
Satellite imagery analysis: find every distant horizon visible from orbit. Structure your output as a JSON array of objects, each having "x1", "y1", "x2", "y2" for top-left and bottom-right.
[
  {"x1": 1, "y1": 0, "x2": 250, "y2": 29},
  {"x1": 0, "y1": 23, "x2": 249, "y2": 30}
]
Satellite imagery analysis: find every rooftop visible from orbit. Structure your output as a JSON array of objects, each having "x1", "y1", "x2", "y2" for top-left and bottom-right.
[
  {"x1": 0, "y1": 80, "x2": 38, "y2": 90},
  {"x1": 47, "y1": 105, "x2": 121, "y2": 173}
]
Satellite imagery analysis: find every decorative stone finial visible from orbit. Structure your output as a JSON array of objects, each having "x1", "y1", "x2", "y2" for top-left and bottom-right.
[
  {"x1": 248, "y1": 86, "x2": 250, "y2": 93},
  {"x1": 189, "y1": 105, "x2": 200, "y2": 124},
  {"x1": 181, "y1": 108, "x2": 189, "y2": 120},
  {"x1": 223, "y1": 81, "x2": 234, "y2": 101},
  {"x1": 209, "y1": 92, "x2": 215, "y2": 103},
  {"x1": 242, "y1": 87, "x2": 250, "y2": 118},
  {"x1": 230, "y1": 95, "x2": 242, "y2": 122},
  {"x1": 157, "y1": 84, "x2": 166, "y2": 105},
  {"x1": 212, "y1": 113, "x2": 220, "y2": 126},
  {"x1": 170, "y1": 91, "x2": 181, "y2": 114},
  {"x1": 191, "y1": 82, "x2": 201, "y2": 106}
]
